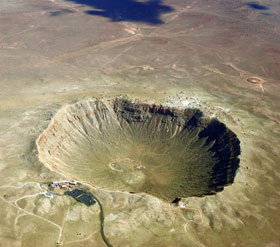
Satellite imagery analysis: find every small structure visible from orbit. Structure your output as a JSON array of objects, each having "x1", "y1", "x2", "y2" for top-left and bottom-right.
[
  {"x1": 178, "y1": 202, "x2": 186, "y2": 208},
  {"x1": 49, "y1": 181, "x2": 74, "y2": 191},
  {"x1": 50, "y1": 183, "x2": 59, "y2": 188}
]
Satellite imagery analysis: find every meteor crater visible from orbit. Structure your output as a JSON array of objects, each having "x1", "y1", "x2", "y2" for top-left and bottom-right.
[{"x1": 37, "y1": 98, "x2": 240, "y2": 201}]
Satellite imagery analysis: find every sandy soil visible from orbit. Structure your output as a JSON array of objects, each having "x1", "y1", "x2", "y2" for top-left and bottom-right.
[{"x1": 0, "y1": 0, "x2": 280, "y2": 246}]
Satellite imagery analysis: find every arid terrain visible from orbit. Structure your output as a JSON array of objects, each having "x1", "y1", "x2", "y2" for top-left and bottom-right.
[{"x1": 0, "y1": 0, "x2": 280, "y2": 246}]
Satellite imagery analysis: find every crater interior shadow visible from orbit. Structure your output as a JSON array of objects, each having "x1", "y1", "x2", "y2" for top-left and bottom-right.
[{"x1": 63, "y1": 0, "x2": 174, "y2": 24}]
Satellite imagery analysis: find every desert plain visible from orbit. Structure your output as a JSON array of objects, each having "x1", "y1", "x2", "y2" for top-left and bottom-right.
[{"x1": 0, "y1": 0, "x2": 280, "y2": 246}]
